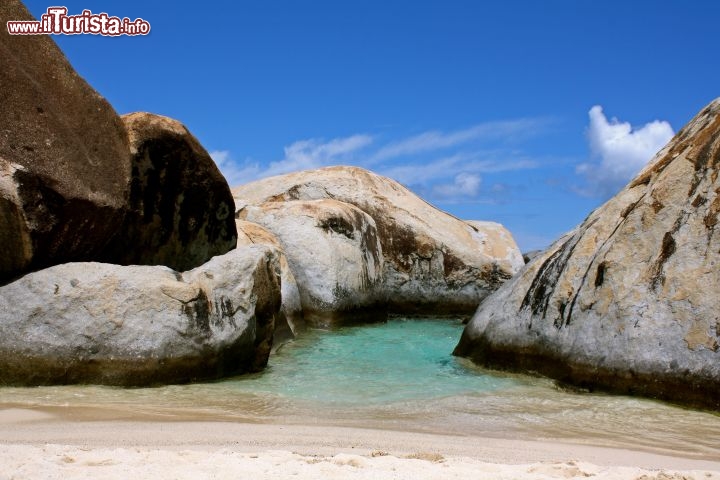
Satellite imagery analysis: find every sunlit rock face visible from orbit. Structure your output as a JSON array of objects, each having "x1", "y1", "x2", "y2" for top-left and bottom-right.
[{"x1": 233, "y1": 166, "x2": 524, "y2": 326}]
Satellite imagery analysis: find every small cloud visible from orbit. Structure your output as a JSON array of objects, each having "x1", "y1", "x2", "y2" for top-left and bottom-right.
[
  {"x1": 490, "y1": 183, "x2": 509, "y2": 193},
  {"x1": 209, "y1": 150, "x2": 260, "y2": 186},
  {"x1": 209, "y1": 149, "x2": 231, "y2": 167},
  {"x1": 576, "y1": 105, "x2": 674, "y2": 198},
  {"x1": 433, "y1": 172, "x2": 482, "y2": 198},
  {"x1": 265, "y1": 134, "x2": 373, "y2": 177},
  {"x1": 209, "y1": 134, "x2": 372, "y2": 187},
  {"x1": 371, "y1": 118, "x2": 550, "y2": 162},
  {"x1": 211, "y1": 117, "x2": 546, "y2": 193},
  {"x1": 379, "y1": 153, "x2": 537, "y2": 188}
]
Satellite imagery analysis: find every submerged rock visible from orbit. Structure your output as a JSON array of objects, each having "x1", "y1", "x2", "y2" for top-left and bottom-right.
[
  {"x1": 454, "y1": 99, "x2": 720, "y2": 410},
  {"x1": 101, "y1": 113, "x2": 237, "y2": 271},
  {"x1": 238, "y1": 198, "x2": 384, "y2": 327},
  {"x1": 233, "y1": 166, "x2": 523, "y2": 324},
  {"x1": 0, "y1": 0, "x2": 131, "y2": 281},
  {"x1": 0, "y1": 245, "x2": 281, "y2": 386}
]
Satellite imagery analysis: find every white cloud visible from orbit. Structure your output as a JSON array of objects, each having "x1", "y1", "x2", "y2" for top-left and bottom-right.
[
  {"x1": 209, "y1": 150, "x2": 261, "y2": 186},
  {"x1": 371, "y1": 118, "x2": 549, "y2": 161},
  {"x1": 210, "y1": 134, "x2": 372, "y2": 187},
  {"x1": 379, "y1": 152, "x2": 537, "y2": 188},
  {"x1": 210, "y1": 117, "x2": 544, "y2": 193},
  {"x1": 265, "y1": 134, "x2": 373, "y2": 177},
  {"x1": 433, "y1": 172, "x2": 482, "y2": 198},
  {"x1": 576, "y1": 105, "x2": 674, "y2": 198}
]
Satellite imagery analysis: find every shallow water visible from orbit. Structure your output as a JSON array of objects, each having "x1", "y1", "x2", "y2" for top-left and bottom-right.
[{"x1": 2, "y1": 317, "x2": 720, "y2": 458}]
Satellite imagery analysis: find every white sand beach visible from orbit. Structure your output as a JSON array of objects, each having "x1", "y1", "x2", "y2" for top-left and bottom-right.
[{"x1": 1, "y1": 407, "x2": 719, "y2": 480}]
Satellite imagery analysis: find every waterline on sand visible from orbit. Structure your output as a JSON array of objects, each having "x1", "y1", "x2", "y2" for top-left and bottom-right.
[{"x1": 1, "y1": 317, "x2": 719, "y2": 459}]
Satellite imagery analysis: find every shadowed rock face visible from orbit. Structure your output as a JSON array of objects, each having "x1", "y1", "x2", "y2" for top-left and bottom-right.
[
  {"x1": 0, "y1": 1, "x2": 131, "y2": 281},
  {"x1": 233, "y1": 167, "x2": 523, "y2": 324},
  {"x1": 0, "y1": 245, "x2": 281, "y2": 386},
  {"x1": 100, "y1": 113, "x2": 237, "y2": 271},
  {"x1": 1, "y1": 4, "x2": 237, "y2": 281},
  {"x1": 454, "y1": 98, "x2": 720, "y2": 410}
]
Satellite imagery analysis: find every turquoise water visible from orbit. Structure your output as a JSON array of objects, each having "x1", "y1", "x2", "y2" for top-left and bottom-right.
[
  {"x1": 230, "y1": 317, "x2": 518, "y2": 405},
  {"x1": 2, "y1": 317, "x2": 720, "y2": 457}
]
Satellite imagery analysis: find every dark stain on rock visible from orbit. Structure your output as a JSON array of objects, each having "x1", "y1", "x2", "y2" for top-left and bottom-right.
[
  {"x1": 594, "y1": 261, "x2": 607, "y2": 288},
  {"x1": 692, "y1": 195, "x2": 708, "y2": 208},
  {"x1": 620, "y1": 200, "x2": 641, "y2": 219},
  {"x1": 520, "y1": 234, "x2": 580, "y2": 318},
  {"x1": 483, "y1": 262, "x2": 512, "y2": 290},
  {"x1": 688, "y1": 117, "x2": 720, "y2": 198},
  {"x1": 319, "y1": 216, "x2": 355, "y2": 239},
  {"x1": 704, "y1": 192, "x2": 720, "y2": 230},
  {"x1": 215, "y1": 298, "x2": 238, "y2": 329},
  {"x1": 629, "y1": 154, "x2": 672, "y2": 189},
  {"x1": 370, "y1": 215, "x2": 422, "y2": 274},
  {"x1": 286, "y1": 184, "x2": 303, "y2": 200},
  {"x1": 267, "y1": 184, "x2": 304, "y2": 202},
  {"x1": 555, "y1": 300, "x2": 567, "y2": 329},
  {"x1": 101, "y1": 115, "x2": 237, "y2": 271},
  {"x1": 443, "y1": 251, "x2": 465, "y2": 277},
  {"x1": 651, "y1": 231, "x2": 677, "y2": 290},
  {"x1": 183, "y1": 289, "x2": 211, "y2": 334}
]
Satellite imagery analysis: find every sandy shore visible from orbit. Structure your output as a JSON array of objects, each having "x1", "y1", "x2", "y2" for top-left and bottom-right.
[{"x1": 1, "y1": 407, "x2": 719, "y2": 479}]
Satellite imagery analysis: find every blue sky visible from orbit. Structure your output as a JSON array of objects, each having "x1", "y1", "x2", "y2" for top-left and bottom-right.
[{"x1": 21, "y1": 1, "x2": 720, "y2": 251}]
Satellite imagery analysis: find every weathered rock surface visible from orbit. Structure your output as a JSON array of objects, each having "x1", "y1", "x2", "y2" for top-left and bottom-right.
[
  {"x1": 233, "y1": 166, "x2": 523, "y2": 322},
  {"x1": 0, "y1": 245, "x2": 281, "y2": 386},
  {"x1": 454, "y1": 99, "x2": 720, "y2": 409},
  {"x1": 465, "y1": 221, "x2": 525, "y2": 271},
  {"x1": 0, "y1": 1, "x2": 131, "y2": 281},
  {"x1": 101, "y1": 113, "x2": 237, "y2": 271},
  {"x1": 237, "y1": 198, "x2": 385, "y2": 327},
  {"x1": 236, "y1": 219, "x2": 305, "y2": 341}
]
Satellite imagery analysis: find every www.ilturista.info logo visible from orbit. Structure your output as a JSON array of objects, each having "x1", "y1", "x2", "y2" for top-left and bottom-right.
[{"x1": 7, "y1": 7, "x2": 150, "y2": 36}]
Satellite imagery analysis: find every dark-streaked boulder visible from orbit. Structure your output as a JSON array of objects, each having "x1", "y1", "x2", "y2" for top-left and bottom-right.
[
  {"x1": 0, "y1": 0, "x2": 131, "y2": 282},
  {"x1": 100, "y1": 113, "x2": 237, "y2": 271},
  {"x1": 454, "y1": 99, "x2": 720, "y2": 410},
  {"x1": 0, "y1": 245, "x2": 281, "y2": 386}
]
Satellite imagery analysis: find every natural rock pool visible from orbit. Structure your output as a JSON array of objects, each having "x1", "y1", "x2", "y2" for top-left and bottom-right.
[{"x1": 2, "y1": 317, "x2": 720, "y2": 459}]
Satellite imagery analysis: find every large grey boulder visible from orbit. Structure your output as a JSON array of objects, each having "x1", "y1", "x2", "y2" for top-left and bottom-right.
[
  {"x1": 101, "y1": 113, "x2": 237, "y2": 271},
  {"x1": 0, "y1": 0, "x2": 131, "y2": 281},
  {"x1": 0, "y1": 244, "x2": 281, "y2": 386},
  {"x1": 233, "y1": 166, "x2": 523, "y2": 322},
  {"x1": 454, "y1": 99, "x2": 720, "y2": 409},
  {"x1": 236, "y1": 219, "x2": 305, "y2": 341},
  {"x1": 238, "y1": 198, "x2": 385, "y2": 327}
]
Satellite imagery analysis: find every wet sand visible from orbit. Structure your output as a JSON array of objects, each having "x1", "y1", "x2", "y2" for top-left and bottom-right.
[{"x1": 1, "y1": 406, "x2": 719, "y2": 479}]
